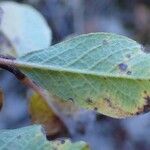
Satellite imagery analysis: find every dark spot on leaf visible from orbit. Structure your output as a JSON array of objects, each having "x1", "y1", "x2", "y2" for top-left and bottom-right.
[
  {"x1": 104, "y1": 98, "x2": 112, "y2": 107},
  {"x1": 103, "y1": 39, "x2": 109, "y2": 45},
  {"x1": 136, "y1": 96, "x2": 150, "y2": 115},
  {"x1": 104, "y1": 98, "x2": 132, "y2": 116},
  {"x1": 126, "y1": 54, "x2": 131, "y2": 58},
  {"x1": 94, "y1": 107, "x2": 98, "y2": 111},
  {"x1": 68, "y1": 97, "x2": 74, "y2": 102},
  {"x1": 60, "y1": 139, "x2": 65, "y2": 144},
  {"x1": 136, "y1": 111, "x2": 141, "y2": 115},
  {"x1": 86, "y1": 98, "x2": 93, "y2": 104},
  {"x1": 17, "y1": 135, "x2": 21, "y2": 139},
  {"x1": 143, "y1": 96, "x2": 150, "y2": 113},
  {"x1": 144, "y1": 91, "x2": 147, "y2": 94},
  {"x1": 118, "y1": 63, "x2": 128, "y2": 71},
  {"x1": 127, "y1": 71, "x2": 132, "y2": 75}
]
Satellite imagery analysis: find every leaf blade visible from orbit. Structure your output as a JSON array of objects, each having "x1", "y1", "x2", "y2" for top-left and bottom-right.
[
  {"x1": 0, "y1": 125, "x2": 89, "y2": 150},
  {"x1": 16, "y1": 33, "x2": 150, "y2": 118},
  {"x1": 0, "y1": 1, "x2": 52, "y2": 56}
]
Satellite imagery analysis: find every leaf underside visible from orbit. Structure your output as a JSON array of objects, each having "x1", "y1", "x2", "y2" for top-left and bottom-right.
[
  {"x1": 16, "y1": 32, "x2": 150, "y2": 118},
  {"x1": 0, "y1": 1, "x2": 51, "y2": 56}
]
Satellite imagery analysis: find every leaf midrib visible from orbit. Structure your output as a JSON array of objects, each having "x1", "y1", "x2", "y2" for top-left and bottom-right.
[{"x1": 15, "y1": 60, "x2": 149, "y2": 80}]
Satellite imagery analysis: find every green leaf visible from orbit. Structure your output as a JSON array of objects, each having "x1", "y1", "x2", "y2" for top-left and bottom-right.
[
  {"x1": 0, "y1": 125, "x2": 89, "y2": 150},
  {"x1": 16, "y1": 32, "x2": 150, "y2": 118},
  {"x1": 0, "y1": 125, "x2": 51, "y2": 150},
  {"x1": 0, "y1": 1, "x2": 52, "y2": 56}
]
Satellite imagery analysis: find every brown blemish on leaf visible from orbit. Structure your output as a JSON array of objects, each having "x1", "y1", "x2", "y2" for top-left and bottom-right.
[
  {"x1": 144, "y1": 91, "x2": 147, "y2": 94},
  {"x1": 94, "y1": 107, "x2": 98, "y2": 111},
  {"x1": 60, "y1": 139, "x2": 65, "y2": 144},
  {"x1": 86, "y1": 96, "x2": 134, "y2": 117},
  {"x1": 136, "y1": 95, "x2": 150, "y2": 115},
  {"x1": 104, "y1": 98, "x2": 112, "y2": 107},
  {"x1": 103, "y1": 97, "x2": 133, "y2": 116},
  {"x1": 143, "y1": 96, "x2": 150, "y2": 112},
  {"x1": 68, "y1": 97, "x2": 74, "y2": 102},
  {"x1": 127, "y1": 71, "x2": 132, "y2": 75},
  {"x1": 118, "y1": 63, "x2": 128, "y2": 71},
  {"x1": 126, "y1": 54, "x2": 131, "y2": 59},
  {"x1": 86, "y1": 98, "x2": 93, "y2": 104}
]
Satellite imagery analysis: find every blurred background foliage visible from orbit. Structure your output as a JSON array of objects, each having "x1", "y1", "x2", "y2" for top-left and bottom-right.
[{"x1": 0, "y1": 0, "x2": 150, "y2": 150}]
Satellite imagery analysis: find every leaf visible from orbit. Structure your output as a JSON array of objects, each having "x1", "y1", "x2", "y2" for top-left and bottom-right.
[
  {"x1": 0, "y1": 31, "x2": 15, "y2": 56},
  {"x1": 0, "y1": 125, "x2": 51, "y2": 149},
  {"x1": 0, "y1": 125, "x2": 89, "y2": 150},
  {"x1": 50, "y1": 140, "x2": 90, "y2": 150},
  {"x1": 16, "y1": 32, "x2": 150, "y2": 118},
  {"x1": 0, "y1": 1, "x2": 52, "y2": 56},
  {"x1": 29, "y1": 93, "x2": 68, "y2": 136},
  {"x1": 0, "y1": 89, "x2": 3, "y2": 111}
]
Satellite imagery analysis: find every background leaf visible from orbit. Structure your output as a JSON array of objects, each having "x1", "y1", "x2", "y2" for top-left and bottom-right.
[
  {"x1": 16, "y1": 32, "x2": 150, "y2": 118},
  {"x1": 0, "y1": 125, "x2": 52, "y2": 150},
  {"x1": 0, "y1": 1, "x2": 52, "y2": 56},
  {"x1": 29, "y1": 93, "x2": 68, "y2": 137},
  {"x1": 0, "y1": 125, "x2": 89, "y2": 150}
]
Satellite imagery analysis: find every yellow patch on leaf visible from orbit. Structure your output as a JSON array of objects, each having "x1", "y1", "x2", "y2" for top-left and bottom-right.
[{"x1": 29, "y1": 93, "x2": 68, "y2": 137}]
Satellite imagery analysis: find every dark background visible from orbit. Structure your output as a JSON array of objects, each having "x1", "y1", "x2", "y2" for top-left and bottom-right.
[{"x1": 0, "y1": 0, "x2": 150, "y2": 150}]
